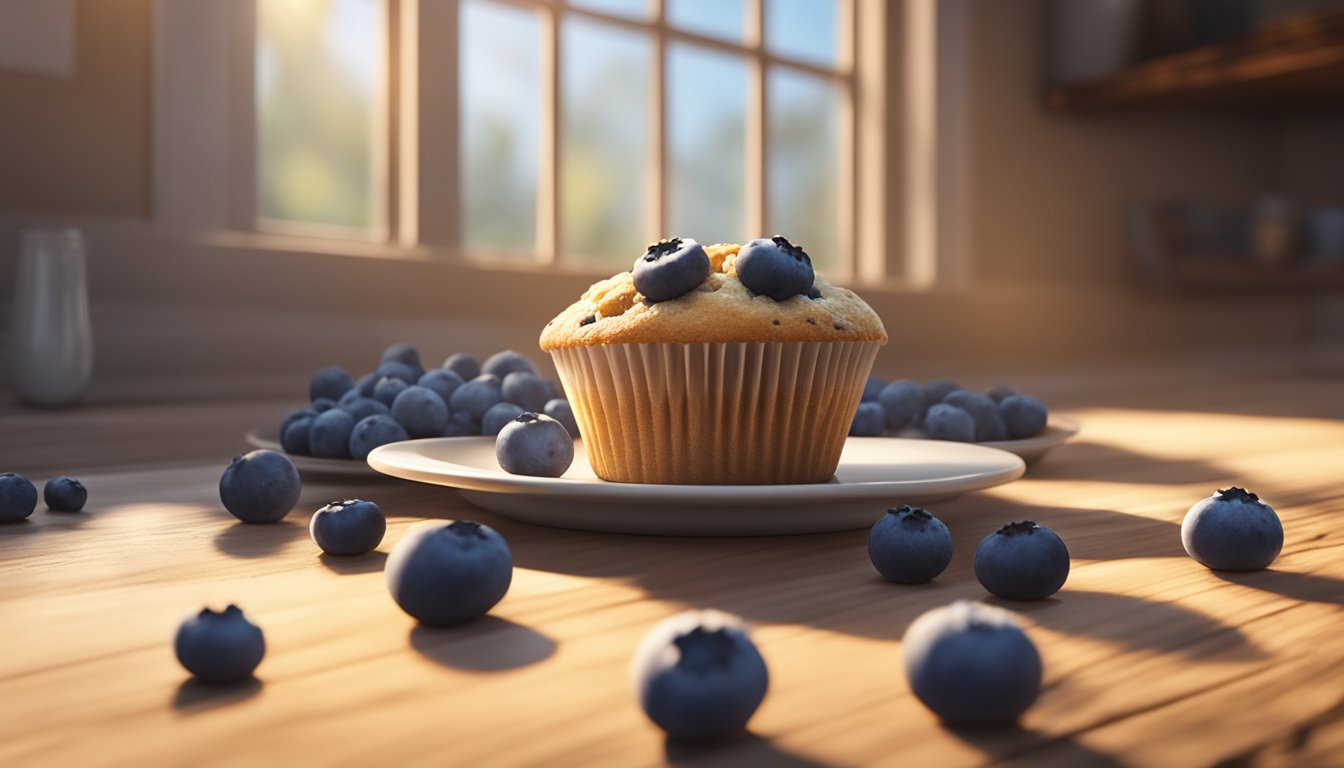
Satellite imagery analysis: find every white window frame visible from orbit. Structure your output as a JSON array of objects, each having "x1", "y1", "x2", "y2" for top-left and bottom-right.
[{"x1": 152, "y1": 0, "x2": 946, "y2": 287}]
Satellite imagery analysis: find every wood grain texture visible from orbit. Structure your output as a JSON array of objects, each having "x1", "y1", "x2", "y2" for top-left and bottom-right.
[{"x1": 0, "y1": 368, "x2": 1342, "y2": 767}]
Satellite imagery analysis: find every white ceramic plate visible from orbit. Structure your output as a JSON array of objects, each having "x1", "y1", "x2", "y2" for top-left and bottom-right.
[
  {"x1": 245, "y1": 429, "x2": 384, "y2": 479},
  {"x1": 897, "y1": 418, "x2": 1080, "y2": 464},
  {"x1": 367, "y1": 437, "x2": 1025, "y2": 536}
]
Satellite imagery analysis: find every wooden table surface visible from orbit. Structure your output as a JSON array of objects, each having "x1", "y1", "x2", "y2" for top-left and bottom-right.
[{"x1": 1, "y1": 360, "x2": 1342, "y2": 767}]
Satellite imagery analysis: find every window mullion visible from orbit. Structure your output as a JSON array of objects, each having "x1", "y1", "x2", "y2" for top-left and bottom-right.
[
  {"x1": 746, "y1": 0, "x2": 766, "y2": 236},
  {"x1": 648, "y1": 0, "x2": 667, "y2": 241},
  {"x1": 538, "y1": 1, "x2": 560, "y2": 264}
]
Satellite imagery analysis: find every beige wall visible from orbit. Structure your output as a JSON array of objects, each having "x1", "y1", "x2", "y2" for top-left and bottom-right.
[{"x1": 0, "y1": 0, "x2": 152, "y2": 218}]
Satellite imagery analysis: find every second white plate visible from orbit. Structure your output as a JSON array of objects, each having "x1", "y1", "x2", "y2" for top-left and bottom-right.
[{"x1": 368, "y1": 437, "x2": 1025, "y2": 536}]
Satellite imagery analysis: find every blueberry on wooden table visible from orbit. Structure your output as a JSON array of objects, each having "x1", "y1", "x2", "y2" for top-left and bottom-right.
[
  {"x1": 630, "y1": 610, "x2": 769, "y2": 741},
  {"x1": 390, "y1": 385, "x2": 449, "y2": 438},
  {"x1": 495, "y1": 413, "x2": 575, "y2": 477},
  {"x1": 443, "y1": 352, "x2": 482, "y2": 381},
  {"x1": 309, "y1": 365, "x2": 354, "y2": 403},
  {"x1": 902, "y1": 601, "x2": 1042, "y2": 725},
  {"x1": 849, "y1": 402, "x2": 886, "y2": 437},
  {"x1": 632, "y1": 237, "x2": 711, "y2": 302},
  {"x1": 385, "y1": 521, "x2": 513, "y2": 626},
  {"x1": 868, "y1": 505, "x2": 954, "y2": 584},
  {"x1": 348, "y1": 415, "x2": 410, "y2": 461},
  {"x1": 482, "y1": 349, "x2": 539, "y2": 379},
  {"x1": 542, "y1": 398, "x2": 580, "y2": 439},
  {"x1": 1182, "y1": 487, "x2": 1283, "y2": 571},
  {"x1": 43, "y1": 475, "x2": 87, "y2": 512},
  {"x1": 218, "y1": 450, "x2": 301, "y2": 524},
  {"x1": 997, "y1": 394, "x2": 1048, "y2": 440},
  {"x1": 878, "y1": 380, "x2": 925, "y2": 431},
  {"x1": 310, "y1": 499, "x2": 385, "y2": 556},
  {"x1": 174, "y1": 604, "x2": 266, "y2": 684},
  {"x1": 0, "y1": 473, "x2": 39, "y2": 523},
  {"x1": 973, "y1": 520, "x2": 1070, "y2": 600},
  {"x1": 735, "y1": 236, "x2": 815, "y2": 300},
  {"x1": 923, "y1": 403, "x2": 976, "y2": 443}
]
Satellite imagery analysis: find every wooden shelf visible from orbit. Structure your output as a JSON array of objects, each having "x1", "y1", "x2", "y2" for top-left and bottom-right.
[{"x1": 1047, "y1": 9, "x2": 1344, "y2": 111}]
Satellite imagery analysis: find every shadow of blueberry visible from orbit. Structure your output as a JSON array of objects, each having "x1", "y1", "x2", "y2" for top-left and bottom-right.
[
  {"x1": 409, "y1": 617, "x2": 555, "y2": 672},
  {"x1": 1028, "y1": 440, "x2": 1229, "y2": 486},
  {"x1": 943, "y1": 723, "x2": 1126, "y2": 767},
  {"x1": 213, "y1": 520, "x2": 306, "y2": 558},
  {"x1": 319, "y1": 549, "x2": 389, "y2": 575},
  {"x1": 663, "y1": 732, "x2": 829, "y2": 767},
  {"x1": 1212, "y1": 569, "x2": 1344, "y2": 606},
  {"x1": 171, "y1": 677, "x2": 263, "y2": 714}
]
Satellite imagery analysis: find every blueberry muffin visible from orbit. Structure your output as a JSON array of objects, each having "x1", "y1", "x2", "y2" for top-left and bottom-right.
[{"x1": 540, "y1": 237, "x2": 887, "y2": 485}]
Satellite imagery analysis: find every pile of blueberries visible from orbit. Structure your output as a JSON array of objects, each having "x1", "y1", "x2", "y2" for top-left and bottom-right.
[
  {"x1": 278, "y1": 344, "x2": 580, "y2": 462},
  {"x1": 850, "y1": 376, "x2": 1050, "y2": 443},
  {"x1": 193, "y1": 442, "x2": 1288, "y2": 735}
]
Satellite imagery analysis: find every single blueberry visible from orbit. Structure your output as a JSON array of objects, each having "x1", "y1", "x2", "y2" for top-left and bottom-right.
[
  {"x1": 174, "y1": 604, "x2": 266, "y2": 684},
  {"x1": 310, "y1": 499, "x2": 386, "y2": 556},
  {"x1": 868, "y1": 505, "x2": 953, "y2": 583},
  {"x1": 987, "y1": 384, "x2": 1017, "y2": 404},
  {"x1": 375, "y1": 360, "x2": 422, "y2": 385},
  {"x1": 543, "y1": 398, "x2": 580, "y2": 438},
  {"x1": 443, "y1": 411, "x2": 481, "y2": 437},
  {"x1": 630, "y1": 609, "x2": 769, "y2": 741},
  {"x1": 355, "y1": 372, "x2": 381, "y2": 397},
  {"x1": 902, "y1": 601, "x2": 1042, "y2": 725},
  {"x1": 482, "y1": 350, "x2": 538, "y2": 379},
  {"x1": 862, "y1": 375, "x2": 885, "y2": 403},
  {"x1": 998, "y1": 394, "x2": 1048, "y2": 440},
  {"x1": 309, "y1": 365, "x2": 354, "y2": 403},
  {"x1": 922, "y1": 379, "x2": 960, "y2": 407},
  {"x1": 0, "y1": 473, "x2": 39, "y2": 522},
  {"x1": 43, "y1": 475, "x2": 88, "y2": 513},
  {"x1": 220, "y1": 450, "x2": 301, "y2": 524},
  {"x1": 973, "y1": 520, "x2": 1070, "y2": 600},
  {"x1": 735, "y1": 236, "x2": 815, "y2": 300},
  {"x1": 942, "y1": 389, "x2": 1007, "y2": 442},
  {"x1": 482, "y1": 402, "x2": 527, "y2": 437},
  {"x1": 338, "y1": 388, "x2": 363, "y2": 408},
  {"x1": 443, "y1": 353, "x2": 482, "y2": 381},
  {"x1": 281, "y1": 415, "x2": 314, "y2": 455},
  {"x1": 341, "y1": 397, "x2": 390, "y2": 422},
  {"x1": 450, "y1": 374, "x2": 504, "y2": 423},
  {"x1": 348, "y1": 415, "x2": 410, "y2": 461},
  {"x1": 309, "y1": 408, "x2": 357, "y2": 459},
  {"x1": 418, "y1": 368, "x2": 465, "y2": 406},
  {"x1": 495, "y1": 413, "x2": 574, "y2": 477},
  {"x1": 631, "y1": 237, "x2": 711, "y2": 302},
  {"x1": 310, "y1": 397, "x2": 337, "y2": 413},
  {"x1": 878, "y1": 380, "x2": 925, "y2": 431},
  {"x1": 1181, "y1": 487, "x2": 1283, "y2": 571},
  {"x1": 385, "y1": 520, "x2": 513, "y2": 626},
  {"x1": 849, "y1": 402, "x2": 886, "y2": 437},
  {"x1": 390, "y1": 385, "x2": 449, "y2": 439},
  {"x1": 501, "y1": 371, "x2": 553, "y2": 413},
  {"x1": 923, "y1": 404, "x2": 976, "y2": 443},
  {"x1": 279, "y1": 407, "x2": 314, "y2": 438},
  {"x1": 380, "y1": 342, "x2": 422, "y2": 370},
  {"x1": 373, "y1": 376, "x2": 410, "y2": 407}
]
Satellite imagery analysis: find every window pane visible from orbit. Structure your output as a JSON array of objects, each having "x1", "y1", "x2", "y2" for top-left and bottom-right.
[
  {"x1": 764, "y1": 0, "x2": 837, "y2": 67},
  {"x1": 256, "y1": 0, "x2": 385, "y2": 233},
  {"x1": 461, "y1": 0, "x2": 541, "y2": 253},
  {"x1": 567, "y1": 0, "x2": 650, "y2": 20},
  {"x1": 561, "y1": 19, "x2": 651, "y2": 264},
  {"x1": 667, "y1": 44, "x2": 745, "y2": 245},
  {"x1": 767, "y1": 68, "x2": 838, "y2": 271},
  {"x1": 667, "y1": 0, "x2": 744, "y2": 43}
]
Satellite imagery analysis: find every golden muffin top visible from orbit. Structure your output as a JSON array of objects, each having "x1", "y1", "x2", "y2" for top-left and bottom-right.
[{"x1": 539, "y1": 241, "x2": 887, "y2": 350}]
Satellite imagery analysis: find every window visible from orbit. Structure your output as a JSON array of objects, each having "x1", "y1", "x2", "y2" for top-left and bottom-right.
[{"x1": 157, "y1": 1, "x2": 896, "y2": 282}]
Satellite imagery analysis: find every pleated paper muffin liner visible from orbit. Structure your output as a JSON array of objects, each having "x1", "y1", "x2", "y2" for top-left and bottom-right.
[{"x1": 549, "y1": 340, "x2": 881, "y2": 485}]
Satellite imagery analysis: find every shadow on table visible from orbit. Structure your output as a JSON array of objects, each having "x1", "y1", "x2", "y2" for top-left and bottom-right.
[
  {"x1": 0, "y1": 510, "x2": 95, "y2": 537},
  {"x1": 171, "y1": 677, "x2": 263, "y2": 714},
  {"x1": 213, "y1": 520, "x2": 306, "y2": 558},
  {"x1": 1214, "y1": 569, "x2": 1344, "y2": 606},
  {"x1": 974, "y1": 498, "x2": 1187, "y2": 561},
  {"x1": 410, "y1": 617, "x2": 556, "y2": 672},
  {"x1": 945, "y1": 723, "x2": 1127, "y2": 767},
  {"x1": 1028, "y1": 440, "x2": 1228, "y2": 486},
  {"x1": 319, "y1": 550, "x2": 388, "y2": 575},
  {"x1": 664, "y1": 732, "x2": 830, "y2": 768},
  {"x1": 989, "y1": 590, "x2": 1263, "y2": 660}
]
